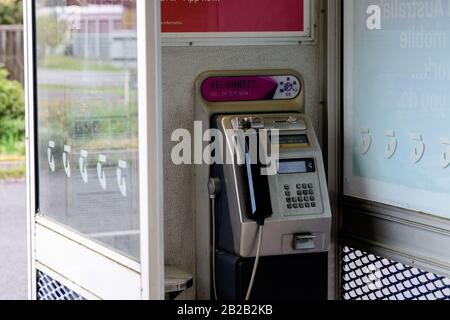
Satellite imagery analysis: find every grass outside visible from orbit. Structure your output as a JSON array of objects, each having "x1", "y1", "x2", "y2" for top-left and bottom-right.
[
  {"x1": 0, "y1": 165, "x2": 25, "y2": 180},
  {"x1": 42, "y1": 55, "x2": 124, "y2": 73},
  {"x1": 0, "y1": 139, "x2": 25, "y2": 180},
  {"x1": 0, "y1": 135, "x2": 25, "y2": 154},
  {"x1": 38, "y1": 83, "x2": 133, "y2": 97},
  {"x1": 0, "y1": 153, "x2": 25, "y2": 181},
  {"x1": 0, "y1": 138, "x2": 26, "y2": 181},
  {"x1": 0, "y1": 66, "x2": 25, "y2": 180},
  {"x1": 0, "y1": 154, "x2": 25, "y2": 162}
]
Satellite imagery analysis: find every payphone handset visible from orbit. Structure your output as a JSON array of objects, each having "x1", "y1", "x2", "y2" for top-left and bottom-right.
[
  {"x1": 232, "y1": 117, "x2": 274, "y2": 226},
  {"x1": 244, "y1": 143, "x2": 272, "y2": 225}
]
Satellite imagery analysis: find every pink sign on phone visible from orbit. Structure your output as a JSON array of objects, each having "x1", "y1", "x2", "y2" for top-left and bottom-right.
[{"x1": 201, "y1": 75, "x2": 301, "y2": 102}]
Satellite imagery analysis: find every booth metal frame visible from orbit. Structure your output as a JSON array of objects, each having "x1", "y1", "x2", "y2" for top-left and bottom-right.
[
  {"x1": 24, "y1": 0, "x2": 165, "y2": 300},
  {"x1": 23, "y1": 0, "x2": 450, "y2": 300}
]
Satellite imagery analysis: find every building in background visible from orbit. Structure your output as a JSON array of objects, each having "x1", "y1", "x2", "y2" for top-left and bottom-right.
[{"x1": 37, "y1": 1, "x2": 137, "y2": 68}]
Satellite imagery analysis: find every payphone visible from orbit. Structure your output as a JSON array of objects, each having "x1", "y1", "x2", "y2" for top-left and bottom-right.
[{"x1": 195, "y1": 70, "x2": 331, "y2": 301}]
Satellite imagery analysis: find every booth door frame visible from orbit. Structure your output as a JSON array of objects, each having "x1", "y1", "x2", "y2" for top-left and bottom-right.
[
  {"x1": 24, "y1": 0, "x2": 164, "y2": 300},
  {"x1": 327, "y1": 0, "x2": 450, "y2": 300}
]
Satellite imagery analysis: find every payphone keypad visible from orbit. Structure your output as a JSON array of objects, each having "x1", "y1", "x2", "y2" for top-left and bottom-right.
[
  {"x1": 269, "y1": 157, "x2": 325, "y2": 217},
  {"x1": 273, "y1": 175, "x2": 324, "y2": 217},
  {"x1": 285, "y1": 184, "x2": 317, "y2": 210}
]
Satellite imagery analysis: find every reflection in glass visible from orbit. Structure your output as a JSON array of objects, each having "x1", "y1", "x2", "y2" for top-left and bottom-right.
[{"x1": 35, "y1": 0, "x2": 140, "y2": 261}]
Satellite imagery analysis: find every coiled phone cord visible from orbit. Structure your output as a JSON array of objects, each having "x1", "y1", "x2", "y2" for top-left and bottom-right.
[
  {"x1": 245, "y1": 225, "x2": 264, "y2": 301},
  {"x1": 209, "y1": 177, "x2": 265, "y2": 301},
  {"x1": 211, "y1": 196, "x2": 264, "y2": 301}
]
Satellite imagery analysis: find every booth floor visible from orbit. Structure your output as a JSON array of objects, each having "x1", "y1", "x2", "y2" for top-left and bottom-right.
[{"x1": 0, "y1": 181, "x2": 27, "y2": 300}]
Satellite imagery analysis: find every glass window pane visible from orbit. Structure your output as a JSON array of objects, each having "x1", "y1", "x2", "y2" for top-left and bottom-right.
[
  {"x1": 344, "y1": 0, "x2": 450, "y2": 219},
  {"x1": 35, "y1": 0, "x2": 140, "y2": 260}
]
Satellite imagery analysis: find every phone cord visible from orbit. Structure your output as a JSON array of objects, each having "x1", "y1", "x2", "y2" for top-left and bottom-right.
[
  {"x1": 210, "y1": 196, "x2": 218, "y2": 301},
  {"x1": 245, "y1": 225, "x2": 264, "y2": 301}
]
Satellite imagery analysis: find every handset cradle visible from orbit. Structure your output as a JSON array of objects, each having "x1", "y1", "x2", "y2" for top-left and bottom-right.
[{"x1": 243, "y1": 126, "x2": 272, "y2": 226}]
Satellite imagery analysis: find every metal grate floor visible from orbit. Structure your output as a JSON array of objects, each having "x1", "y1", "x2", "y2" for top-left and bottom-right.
[
  {"x1": 37, "y1": 270, "x2": 84, "y2": 300},
  {"x1": 342, "y1": 247, "x2": 450, "y2": 300}
]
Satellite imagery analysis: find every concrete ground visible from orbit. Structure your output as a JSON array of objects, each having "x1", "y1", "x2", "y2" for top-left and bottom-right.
[{"x1": 0, "y1": 180, "x2": 27, "y2": 300}]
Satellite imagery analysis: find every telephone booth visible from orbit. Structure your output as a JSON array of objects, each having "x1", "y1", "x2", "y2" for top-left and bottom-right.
[
  {"x1": 24, "y1": 0, "x2": 450, "y2": 301},
  {"x1": 25, "y1": 0, "x2": 166, "y2": 300}
]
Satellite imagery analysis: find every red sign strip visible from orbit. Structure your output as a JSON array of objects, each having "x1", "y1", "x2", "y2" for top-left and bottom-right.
[{"x1": 161, "y1": 0, "x2": 305, "y2": 33}]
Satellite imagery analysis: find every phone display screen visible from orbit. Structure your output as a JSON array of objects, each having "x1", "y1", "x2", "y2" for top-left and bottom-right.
[
  {"x1": 278, "y1": 159, "x2": 315, "y2": 174},
  {"x1": 278, "y1": 134, "x2": 309, "y2": 145}
]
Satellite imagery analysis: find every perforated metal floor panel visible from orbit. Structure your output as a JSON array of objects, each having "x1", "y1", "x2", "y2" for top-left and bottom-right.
[
  {"x1": 341, "y1": 247, "x2": 450, "y2": 300},
  {"x1": 37, "y1": 270, "x2": 84, "y2": 300}
]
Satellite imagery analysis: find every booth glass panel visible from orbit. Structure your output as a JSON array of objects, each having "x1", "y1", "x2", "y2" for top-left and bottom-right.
[
  {"x1": 343, "y1": 0, "x2": 450, "y2": 220},
  {"x1": 35, "y1": 0, "x2": 140, "y2": 261}
]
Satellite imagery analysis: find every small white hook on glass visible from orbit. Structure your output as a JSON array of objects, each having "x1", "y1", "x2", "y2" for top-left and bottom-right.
[
  {"x1": 79, "y1": 150, "x2": 89, "y2": 184},
  {"x1": 97, "y1": 155, "x2": 107, "y2": 190},
  {"x1": 360, "y1": 128, "x2": 372, "y2": 155},
  {"x1": 48, "y1": 141, "x2": 56, "y2": 172},
  {"x1": 117, "y1": 160, "x2": 127, "y2": 197},
  {"x1": 63, "y1": 145, "x2": 71, "y2": 178},
  {"x1": 410, "y1": 133, "x2": 425, "y2": 164},
  {"x1": 384, "y1": 130, "x2": 397, "y2": 159},
  {"x1": 440, "y1": 138, "x2": 450, "y2": 169}
]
